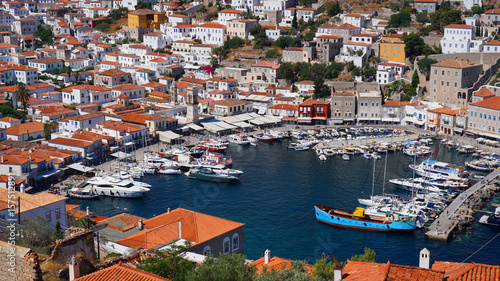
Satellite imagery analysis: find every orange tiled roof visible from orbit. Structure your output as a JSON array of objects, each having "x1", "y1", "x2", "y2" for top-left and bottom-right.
[
  {"x1": 432, "y1": 261, "x2": 500, "y2": 280},
  {"x1": 74, "y1": 263, "x2": 171, "y2": 281},
  {"x1": 98, "y1": 69, "x2": 128, "y2": 76},
  {"x1": 486, "y1": 40, "x2": 500, "y2": 45},
  {"x1": 383, "y1": 100, "x2": 410, "y2": 107},
  {"x1": 343, "y1": 261, "x2": 444, "y2": 281},
  {"x1": 432, "y1": 59, "x2": 480, "y2": 69},
  {"x1": 300, "y1": 99, "x2": 330, "y2": 106},
  {"x1": 50, "y1": 137, "x2": 93, "y2": 148},
  {"x1": 249, "y1": 256, "x2": 313, "y2": 275},
  {"x1": 445, "y1": 24, "x2": 476, "y2": 29},
  {"x1": 0, "y1": 188, "x2": 66, "y2": 214},
  {"x1": 474, "y1": 87, "x2": 495, "y2": 97},
  {"x1": 136, "y1": 208, "x2": 244, "y2": 244},
  {"x1": 199, "y1": 22, "x2": 226, "y2": 29},
  {"x1": 113, "y1": 84, "x2": 144, "y2": 91},
  {"x1": 252, "y1": 60, "x2": 279, "y2": 69},
  {"x1": 470, "y1": 96, "x2": 500, "y2": 110},
  {"x1": 269, "y1": 104, "x2": 298, "y2": 111},
  {"x1": 6, "y1": 122, "x2": 44, "y2": 136}
]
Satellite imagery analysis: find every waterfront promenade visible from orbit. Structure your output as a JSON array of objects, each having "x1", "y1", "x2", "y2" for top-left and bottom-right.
[{"x1": 425, "y1": 169, "x2": 500, "y2": 241}]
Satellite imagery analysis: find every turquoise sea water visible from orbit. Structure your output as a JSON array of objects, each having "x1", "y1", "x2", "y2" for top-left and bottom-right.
[{"x1": 72, "y1": 141, "x2": 500, "y2": 266}]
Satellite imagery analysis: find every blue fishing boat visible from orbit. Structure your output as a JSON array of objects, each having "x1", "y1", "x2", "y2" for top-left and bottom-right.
[{"x1": 314, "y1": 205, "x2": 417, "y2": 231}]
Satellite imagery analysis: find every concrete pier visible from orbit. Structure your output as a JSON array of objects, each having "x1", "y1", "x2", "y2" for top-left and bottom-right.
[{"x1": 425, "y1": 169, "x2": 500, "y2": 241}]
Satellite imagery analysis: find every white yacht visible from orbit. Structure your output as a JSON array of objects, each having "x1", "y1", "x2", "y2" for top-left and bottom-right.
[
  {"x1": 86, "y1": 176, "x2": 151, "y2": 198},
  {"x1": 228, "y1": 135, "x2": 250, "y2": 145},
  {"x1": 143, "y1": 152, "x2": 180, "y2": 169}
]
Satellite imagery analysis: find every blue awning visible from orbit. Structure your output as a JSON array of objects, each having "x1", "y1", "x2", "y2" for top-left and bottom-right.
[{"x1": 36, "y1": 169, "x2": 60, "y2": 180}]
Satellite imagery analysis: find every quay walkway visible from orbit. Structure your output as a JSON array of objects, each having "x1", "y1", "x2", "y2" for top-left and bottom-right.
[{"x1": 425, "y1": 169, "x2": 500, "y2": 241}]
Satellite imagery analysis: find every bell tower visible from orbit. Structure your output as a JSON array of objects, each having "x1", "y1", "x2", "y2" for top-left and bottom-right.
[
  {"x1": 186, "y1": 86, "x2": 199, "y2": 124},
  {"x1": 170, "y1": 81, "x2": 177, "y2": 105}
]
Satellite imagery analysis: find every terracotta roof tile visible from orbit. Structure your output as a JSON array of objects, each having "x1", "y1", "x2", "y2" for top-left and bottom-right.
[
  {"x1": 6, "y1": 122, "x2": 44, "y2": 136},
  {"x1": 99, "y1": 213, "x2": 145, "y2": 232},
  {"x1": 74, "y1": 263, "x2": 171, "y2": 281},
  {"x1": 249, "y1": 256, "x2": 313, "y2": 275},
  {"x1": 474, "y1": 87, "x2": 495, "y2": 97},
  {"x1": 470, "y1": 96, "x2": 500, "y2": 110},
  {"x1": 433, "y1": 261, "x2": 500, "y2": 281},
  {"x1": 432, "y1": 59, "x2": 480, "y2": 69}
]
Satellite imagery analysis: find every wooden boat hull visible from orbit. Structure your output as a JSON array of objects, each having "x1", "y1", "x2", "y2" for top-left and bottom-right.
[{"x1": 315, "y1": 205, "x2": 416, "y2": 231}]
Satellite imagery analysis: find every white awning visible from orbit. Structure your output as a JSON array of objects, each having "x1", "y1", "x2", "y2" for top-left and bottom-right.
[
  {"x1": 67, "y1": 163, "x2": 95, "y2": 173},
  {"x1": 158, "y1": 131, "x2": 181, "y2": 142},
  {"x1": 382, "y1": 117, "x2": 399, "y2": 122},
  {"x1": 249, "y1": 119, "x2": 265, "y2": 125},
  {"x1": 257, "y1": 108, "x2": 266, "y2": 115},
  {"x1": 201, "y1": 122, "x2": 227, "y2": 133},
  {"x1": 186, "y1": 123, "x2": 204, "y2": 131},
  {"x1": 125, "y1": 142, "x2": 134, "y2": 146},
  {"x1": 233, "y1": 121, "x2": 254, "y2": 128},
  {"x1": 233, "y1": 113, "x2": 253, "y2": 121},
  {"x1": 413, "y1": 119, "x2": 425, "y2": 125},
  {"x1": 216, "y1": 122, "x2": 237, "y2": 129}
]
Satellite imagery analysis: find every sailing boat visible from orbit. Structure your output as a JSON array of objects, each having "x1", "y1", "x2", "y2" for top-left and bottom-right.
[{"x1": 315, "y1": 156, "x2": 418, "y2": 231}]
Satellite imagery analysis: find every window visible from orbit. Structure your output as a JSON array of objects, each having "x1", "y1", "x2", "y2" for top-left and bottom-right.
[
  {"x1": 46, "y1": 211, "x2": 51, "y2": 222},
  {"x1": 232, "y1": 233, "x2": 239, "y2": 251},
  {"x1": 223, "y1": 237, "x2": 230, "y2": 254},
  {"x1": 55, "y1": 208, "x2": 60, "y2": 219},
  {"x1": 203, "y1": 246, "x2": 211, "y2": 256}
]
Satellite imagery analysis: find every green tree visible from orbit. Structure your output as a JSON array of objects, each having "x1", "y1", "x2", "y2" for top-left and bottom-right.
[
  {"x1": 313, "y1": 75, "x2": 330, "y2": 99},
  {"x1": 352, "y1": 67, "x2": 362, "y2": 77},
  {"x1": 137, "y1": 241, "x2": 195, "y2": 281},
  {"x1": 323, "y1": 1, "x2": 342, "y2": 17},
  {"x1": 471, "y1": 5, "x2": 484, "y2": 15},
  {"x1": 256, "y1": 261, "x2": 312, "y2": 281},
  {"x1": 95, "y1": 22, "x2": 110, "y2": 32},
  {"x1": 313, "y1": 257, "x2": 338, "y2": 281},
  {"x1": 135, "y1": 1, "x2": 152, "y2": 10},
  {"x1": 265, "y1": 49, "x2": 280, "y2": 58},
  {"x1": 411, "y1": 70, "x2": 420, "y2": 88},
  {"x1": 417, "y1": 57, "x2": 438, "y2": 77},
  {"x1": 15, "y1": 83, "x2": 29, "y2": 117},
  {"x1": 54, "y1": 221, "x2": 63, "y2": 239},
  {"x1": 350, "y1": 247, "x2": 377, "y2": 262},
  {"x1": 35, "y1": 26, "x2": 54, "y2": 45},
  {"x1": 402, "y1": 32, "x2": 426, "y2": 62},
  {"x1": 185, "y1": 253, "x2": 256, "y2": 281},
  {"x1": 15, "y1": 216, "x2": 55, "y2": 254},
  {"x1": 326, "y1": 62, "x2": 345, "y2": 79},
  {"x1": 388, "y1": 12, "x2": 411, "y2": 28},
  {"x1": 416, "y1": 11, "x2": 428, "y2": 23},
  {"x1": 476, "y1": 25, "x2": 481, "y2": 37},
  {"x1": 292, "y1": 10, "x2": 298, "y2": 29},
  {"x1": 51, "y1": 68, "x2": 60, "y2": 75}
]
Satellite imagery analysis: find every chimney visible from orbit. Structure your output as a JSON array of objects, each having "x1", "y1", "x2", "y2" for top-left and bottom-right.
[
  {"x1": 419, "y1": 248, "x2": 430, "y2": 269},
  {"x1": 178, "y1": 221, "x2": 181, "y2": 239},
  {"x1": 167, "y1": 207, "x2": 170, "y2": 214},
  {"x1": 1, "y1": 154, "x2": 3, "y2": 162},
  {"x1": 68, "y1": 256, "x2": 80, "y2": 281},
  {"x1": 332, "y1": 255, "x2": 343, "y2": 281},
  {"x1": 264, "y1": 249, "x2": 271, "y2": 264},
  {"x1": 138, "y1": 219, "x2": 143, "y2": 230},
  {"x1": 20, "y1": 183, "x2": 25, "y2": 193},
  {"x1": 86, "y1": 206, "x2": 90, "y2": 217}
]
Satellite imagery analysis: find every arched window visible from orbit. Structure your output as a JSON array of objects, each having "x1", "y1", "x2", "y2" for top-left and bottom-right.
[
  {"x1": 232, "y1": 233, "x2": 239, "y2": 251},
  {"x1": 223, "y1": 237, "x2": 230, "y2": 255},
  {"x1": 457, "y1": 92, "x2": 461, "y2": 99},
  {"x1": 203, "y1": 245, "x2": 211, "y2": 256}
]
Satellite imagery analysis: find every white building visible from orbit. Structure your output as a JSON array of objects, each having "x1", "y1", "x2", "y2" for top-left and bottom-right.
[
  {"x1": 196, "y1": 23, "x2": 226, "y2": 46},
  {"x1": 218, "y1": 10, "x2": 243, "y2": 25},
  {"x1": 336, "y1": 41, "x2": 371, "y2": 67},
  {"x1": 231, "y1": 0, "x2": 261, "y2": 12},
  {"x1": 111, "y1": 84, "x2": 146, "y2": 99},
  {"x1": 61, "y1": 85, "x2": 113, "y2": 104},
  {"x1": 296, "y1": 80, "x2": 315, "y2": 94},
  {"x1": 143, "y1": 32, "x2": 169, "y2": 50},
  {"x1": 440, "y1": 24, "x2": 483, "y2": 54},
  {"x1": 376, "y1": 62, "x2": 405, "y2": 85},
  {"x1": 484, "y1": 40, "x2": 500, "y2": 53},
  {"x1": 165, "y1": 24, "x2": 197, "y2": 42},
  {"x1": 343, "y1": 14, "x2": 366, "y2": 28}
]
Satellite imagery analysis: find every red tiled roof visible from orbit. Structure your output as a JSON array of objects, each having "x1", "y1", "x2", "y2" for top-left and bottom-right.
[
  {"x1": 131, "y1": 208, "x2": 244, "y2": 245},
  {"x1": 485, "y1": 8, "x2": 500, "y2": 14},
  {"x1": 343, "y1": 261, "x2": 444, "y2": 281},
  {"x1": 249, "y1": 256, "x2": 313, "y2": 275},
  {"x1": 98, "y1": 213, "x2": 145, "y2": 232},
  {"x1": 219, "y1": 9, "x2": 243, "y2": 14},
  {"x1": 199, "y1": 23, "x2": 226, "y2": 29},
  {"x1": 433, "y1": 261, "x2": 500, "y2": 280},
  {"x1": 252, "y1": 60, "x2": 279, "y2": 69},
  {"x1": 383, "y1": 100, "x2": 410, "y2": 107},
  {"x1": 269, "y1": 104, "x2": 298, "y2": 111},
  {"x1": 6, "y1": 122, "x2": 44, "y2": 136},
  {"x1": 74, "y1": 263, "x2": 171, "y2": 281},
  {"x1": 113, "y1": 84, "x2": 144, "y2": 91},
  {"x1": 470, "y1": 96, "x2": 500, "y2": 110},
  {"x1": 445, "y1": 24, "x2": 475, "y2": 29},
  {"x1": 98, "y1": 69, "x2": 128, "y2": 76},
  {"x1": 50, "y1": 137, "x2": 93, "y2": 148},
  {"x1": 486, "y1": 40, "x2": 500, "y2": 45},
  {"x1": 474, "y1": 87, "x2": 495, "y2": 97},
  {"x1": 300, "y1": 99, "x2": 330, "y2": 106}
]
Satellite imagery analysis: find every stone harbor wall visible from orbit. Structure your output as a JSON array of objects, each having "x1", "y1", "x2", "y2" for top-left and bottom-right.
[
  {"x1": 0, "y1": 240, "x2": 42, "y2": 281},
  {"x1": 48, "y1": 227, "x2": 95, "y2": 264}
]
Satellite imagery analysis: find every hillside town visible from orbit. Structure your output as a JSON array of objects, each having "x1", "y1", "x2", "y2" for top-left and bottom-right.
[{"x1": 0, "y1": 0, "x2": 500, "y2": 280}]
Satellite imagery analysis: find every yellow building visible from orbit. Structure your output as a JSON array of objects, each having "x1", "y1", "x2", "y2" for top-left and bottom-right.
[
  {"x1": 379, "y1": 33, "x2": 406, "y2": 64},
  {"x1": 127, "y1": 9, "x2": 166, "y2": 29}
]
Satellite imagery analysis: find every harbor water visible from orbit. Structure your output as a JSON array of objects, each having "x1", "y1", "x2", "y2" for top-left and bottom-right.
[{"x1": 71, "y1": 141, "x2": 500, "y2": 266}]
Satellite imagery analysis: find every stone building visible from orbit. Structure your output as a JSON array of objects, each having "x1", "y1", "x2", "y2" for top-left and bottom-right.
[
  {"x1": 0, "y1": 241, "x2": 42, "y2": 281},
  {"x1": 331, "y1": 91, "x2": 356, "y2": 124},
  {"x1": 428, "y1": 59, "x2": 482, "y2": 108}
]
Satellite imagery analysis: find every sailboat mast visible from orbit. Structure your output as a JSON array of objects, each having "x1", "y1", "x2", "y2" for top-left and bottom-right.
[
  {"x1": 382, "y1": 149, "x2": 388, "y2": 195},
  {"x1": 412, "y1": 152, "x2": 416, "y2": 199},
  {"x1": 371, "y1": 157, "x2": 376, "y2": 198}
]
